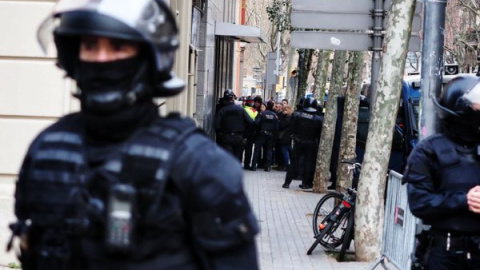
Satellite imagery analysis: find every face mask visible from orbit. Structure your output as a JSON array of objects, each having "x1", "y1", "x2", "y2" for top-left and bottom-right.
[
  {"x1": 462, "y1": 107, "x2": 480, "y2": 131},
  {"x1": 75, "y1": 55, "x2": 150, "y2": 114}
]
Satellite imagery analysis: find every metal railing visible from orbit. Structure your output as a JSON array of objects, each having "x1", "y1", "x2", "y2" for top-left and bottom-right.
[{"x1": 369, "y1": 171, "x2": 418, "y2": 270}]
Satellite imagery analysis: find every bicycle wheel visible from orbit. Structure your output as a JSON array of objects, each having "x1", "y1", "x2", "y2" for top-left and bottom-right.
[
  {"x1": 338, "y1": 208, "x2": 355, "y2": 261},
  {"x1": 312, "y1": 192, "x2": 343, "y2": 236},
  {"x1": 319, "y1": 209, "x2": 352, "y2": 249}
]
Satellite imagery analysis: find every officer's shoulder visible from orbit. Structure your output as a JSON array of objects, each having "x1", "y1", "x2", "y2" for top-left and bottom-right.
[
  {"x1": 413, "y1": 133, "x2": 447, "y2": 155},
  {"x1": 164, "y1": 111, "x2": 195, "y2": 123},
  {"x1": 38, "y1": 112, "x2": 81, "y2": 134},
  {"x1": 26, "y1": 113, "x2": 82, "y2": 147},
  {"x1": 152, "y1": 112, "x2": 200, "y2": 137}
]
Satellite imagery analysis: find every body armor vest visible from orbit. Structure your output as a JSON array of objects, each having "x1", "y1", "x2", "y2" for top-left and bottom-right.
[
  {"x1": 427, "y1": 134, "x2": 480, "y2": 233},
  {"x1": 20, "y1": 112, "x2": 200, "y2": 269},
  {"x1": 293, "y1": 112, "x2": 321, "y2": 141},
  {"x1": 219, "y1": 104, "x2": 246, "y2": 133},
  {"x1": 259, "y1": 111, "x2": 276, "y2": 132}
]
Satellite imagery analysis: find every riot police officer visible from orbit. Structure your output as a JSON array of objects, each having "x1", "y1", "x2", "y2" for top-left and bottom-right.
[
  {"x1": 215, "y1": 89, "x2": 253, "y2": 161},
  {"x1": 404, "y1": 75, "x2": 480, "y2": 270},
  {"x1": 242, "y1": 96, "x2": 258, "y2": 169},
  {"x1": 251, "y1": 100, "x2": 278, "y2": 171},
  {"x1": 282, "y1": 97, "x2": 306, "y2": 188},
  {"x1": 9, "y1": 1, "x2": 259, "y2": 270},
  {"x1": 284, "y1": 97, "x2": 322, "y2": 189}
]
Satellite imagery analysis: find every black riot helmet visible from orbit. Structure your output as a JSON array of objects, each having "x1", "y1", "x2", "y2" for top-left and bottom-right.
[
  {"x1": 224, "y1": 89, "x2": 235, "y2": 100},
  {"x1": 302, "y1": 97, "x2": 318, "y2": 113},
  {"x1": 434, "y1": 75, "x2": 480, "y2": 142},
  {"x1": 37, "y1": 0, "x2": 184, "y2": 99}
]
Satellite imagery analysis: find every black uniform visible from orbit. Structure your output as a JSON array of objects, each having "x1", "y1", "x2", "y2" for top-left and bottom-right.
[
  {"x1": 214, "y1": 102, "x2": 253, "y2": 161},
  {"x1": 9, "y1": 1, "x2": 259, "y2": 269},
  {"x1": 289, "y1": 111, "x2": 322, "y2": 188},
  {"x1": 403, "y1": 75, "x2": 480, "y2": 270},
  {"x1": 403, "y1": 134, "x2": 480, "y2": 270},
  {"x1": 251, "y1": 110, "x2": 278, "y2": 171},
  {"x1": 13, "y1": 112, "x2": 259, "y2": 270}
]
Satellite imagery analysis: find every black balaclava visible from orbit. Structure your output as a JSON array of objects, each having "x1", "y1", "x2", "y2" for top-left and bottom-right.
[
  {"x1": 444, "y1": 120, "x2": 480, "y2": 146},
  {"x1": 76, "y1": 53, "x2": 157, "y2": 142}
]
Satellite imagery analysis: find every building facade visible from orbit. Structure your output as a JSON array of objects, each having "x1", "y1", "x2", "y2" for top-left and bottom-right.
[{"x1": 0, "y1": 0, "x2": 262, "y2": 182}]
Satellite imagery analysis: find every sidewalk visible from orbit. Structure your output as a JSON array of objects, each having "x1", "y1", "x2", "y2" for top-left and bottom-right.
[
  {"x1": 243, "y1": 169, "x2": 371, "y2": 270},
  {"x1": 0, "y1": 170, "x2": 374, "y2": 270}
]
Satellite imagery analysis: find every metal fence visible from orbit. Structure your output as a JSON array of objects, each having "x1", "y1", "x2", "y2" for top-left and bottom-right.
[{"x1": 369, "y1": 171, "x2": 418, "y2": 270}]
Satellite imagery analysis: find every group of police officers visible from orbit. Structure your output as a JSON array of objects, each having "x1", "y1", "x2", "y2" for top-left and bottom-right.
[
  {"x1": 7, "y1": 0, "x2": 480, "y2": 269},
  {"x1": 214, "y1": 89, "x2": 324, "y2": 189}
]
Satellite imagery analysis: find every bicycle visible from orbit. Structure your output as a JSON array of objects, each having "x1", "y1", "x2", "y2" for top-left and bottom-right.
[{"x1": 306, "y1": 159, "x2": 361, "y2": 261}]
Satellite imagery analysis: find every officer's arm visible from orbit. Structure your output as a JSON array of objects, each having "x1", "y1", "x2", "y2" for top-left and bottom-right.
[
  {"x1": 403, "y1": 143, "x2": 468, "y2": 219},
  {"x1": 171, "y1": 134, "x2": 259, "y2": 270},
  {"x1": 14, "y1": 139, "x2": 39, "y2": 220}
]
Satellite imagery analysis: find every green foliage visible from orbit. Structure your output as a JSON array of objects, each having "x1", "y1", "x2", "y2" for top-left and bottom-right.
[{"x1": 265, "y1": 0, "x2": 292, "y2": 32}]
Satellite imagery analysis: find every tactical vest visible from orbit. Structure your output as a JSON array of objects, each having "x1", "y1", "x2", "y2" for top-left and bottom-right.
[
  {"x1": 220, "y1": 104, "x2": 245, "y2": 133},
  {"x1": 293, "y1": 112, "x2": 320, "y2": 141},
  {"x1": 259, "y1": 111, "x2": 276, "y2": 132},
  {"x1": 20, "y1": 112, "x2": 200, "y2": 268},
  {"x1": 427, "y1": 134, "x2": 480, "y2": 233}
]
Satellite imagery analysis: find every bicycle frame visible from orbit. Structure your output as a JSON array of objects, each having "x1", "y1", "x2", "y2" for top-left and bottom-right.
[
  {"x1": 319, "y1": 189, "x2": 356, "y2": 235},
  {"x1": 308, "y1": 189, "x2": 357, "y2": 254}
]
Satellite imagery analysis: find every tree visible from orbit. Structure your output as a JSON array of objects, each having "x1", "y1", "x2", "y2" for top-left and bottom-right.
[
  {"x1": 313, "y1": 50, "x2": 347, "y2": 193},
  {"x1": 335, "y1": 51, "x2": 364, "y2": 190},
  {"x1": 444, "y1": 0, "x2": 480, "y2": 72},
  {"x1": 313, "y1": 50, "x2": 331, "y2": 104},
  {"x1": 296, "y1": 48, "x2": 315, "y2": 101},
  {"x1": 354, "y1": 0, "x2": 416, "y2": 261}
]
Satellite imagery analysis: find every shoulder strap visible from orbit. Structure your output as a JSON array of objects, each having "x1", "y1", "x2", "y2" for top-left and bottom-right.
[{"x1": 117, "y1": 113, "x2": 199, "y2": 220}]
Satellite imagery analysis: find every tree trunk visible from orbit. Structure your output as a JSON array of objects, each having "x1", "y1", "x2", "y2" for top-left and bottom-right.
[
  {"x1": 314, "y1": 50, "x2": 331, "y2": 105},
  {"x1": 313, "y1": 50, "x2": 347, "y2": 193},
  {"x1": 297, "y1": 48, "x2": 314, "y2": 101},
  {"x1": 336, "y1": 51, "x2": 363, "y2": 191},
  {"x1": 354, "y1": 0, "x2": 416, "y2": 261},
  {"x1": 287, "y1": 48, "x2": 296, "y2": 105}
]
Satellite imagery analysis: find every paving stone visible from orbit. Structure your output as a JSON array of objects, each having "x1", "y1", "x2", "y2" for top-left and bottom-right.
[{"x1": 243, "y1": 169, "x2": 372, "y2": 270}]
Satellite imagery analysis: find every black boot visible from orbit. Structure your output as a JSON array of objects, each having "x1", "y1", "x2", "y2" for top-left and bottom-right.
[
  {"x1": 299, "y1": 184, "x2": 312, "y2": 189},
  {"x1": 282, "y1": 183, "x2": 289, "y2": 189}
]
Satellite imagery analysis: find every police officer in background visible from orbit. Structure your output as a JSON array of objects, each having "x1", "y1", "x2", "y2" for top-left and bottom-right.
[
  {"x1": 215, "y1": 89, "x2": 253, "y2": 161},
  {"x1": 251, "y1": 100, "x2": 278, "y2": 172},
  {"x1": 287, "y1": 97, "x2": 323, "y2": 189},
  {"x1": 9, "y1": 1, "x2": 259, "y2": 270},
  {"x1": 282, "y1": 97, "x2": 305, "y2": 188},
  {"x1": 242, "y1": 96, "x2": 258, "y2": 169},
  {"x1": 404, "y1": 75, "x2": 480, "y2": 270}
]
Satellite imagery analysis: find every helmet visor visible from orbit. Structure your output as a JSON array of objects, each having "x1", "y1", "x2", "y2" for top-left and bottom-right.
[
  {"x1": 463, "y1": 80, "x2": 480, "y2": 110},
  {"x1": 38, "y1": 0, "x2": 178, "y2": 54}
]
